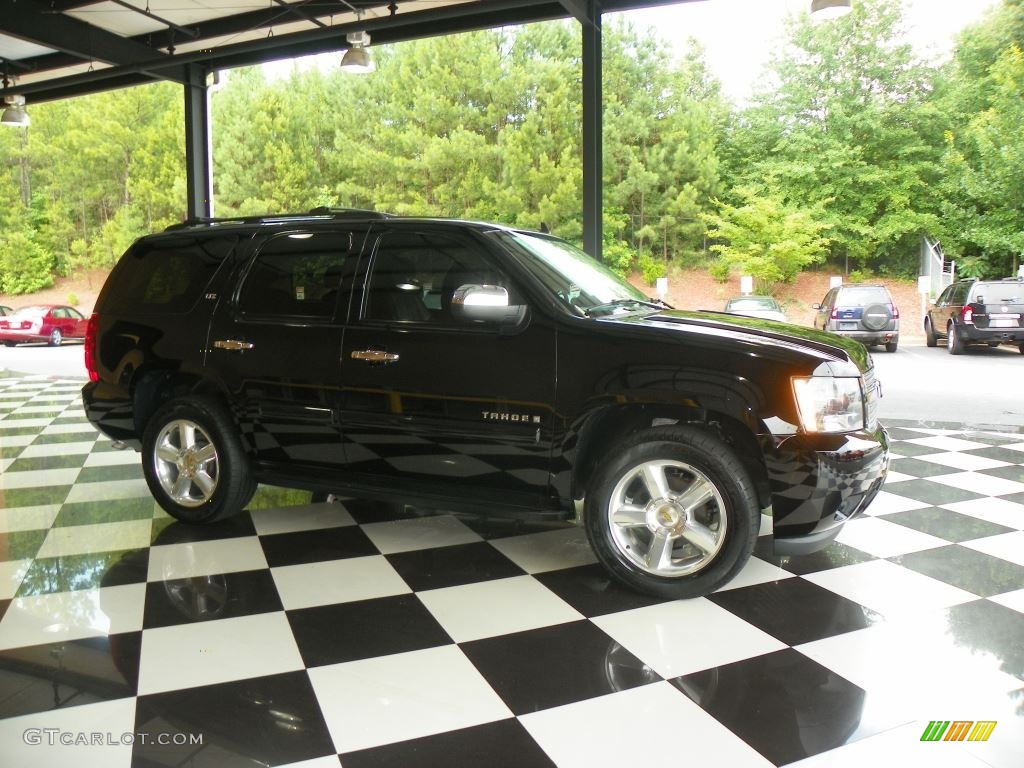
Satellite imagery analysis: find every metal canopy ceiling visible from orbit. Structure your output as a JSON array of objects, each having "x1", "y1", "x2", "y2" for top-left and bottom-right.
[{"x1": 0, "y1": 0, "x2": 694, "y2": 103}]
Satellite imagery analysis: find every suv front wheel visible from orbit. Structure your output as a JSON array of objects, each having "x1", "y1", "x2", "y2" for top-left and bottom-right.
[
  {"x1": 585, "y1": 426, "x2": 759, "y2": 598},
  {"x1": 142, "y1": 397, "x2": 256, "y2": 523}
]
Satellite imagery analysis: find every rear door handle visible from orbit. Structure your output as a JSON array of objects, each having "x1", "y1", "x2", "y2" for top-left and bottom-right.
[
  {"x1": 213, "y1": 339, "x2": 255, "y2": 351},
  {"x1": 351, "y1": 349, "x2": 399, "y2": 363}
]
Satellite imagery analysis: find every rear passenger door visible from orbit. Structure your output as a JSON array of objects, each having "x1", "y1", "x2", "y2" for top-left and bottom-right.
[
  {"x1": 207, "y1": 228, "x2": 361, "y2": 471},
  {"x1": 338, "y1": 225, "x2": 557, "y2": 507}
]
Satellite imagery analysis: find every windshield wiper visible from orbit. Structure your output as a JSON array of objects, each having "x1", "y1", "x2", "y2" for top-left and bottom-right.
[{"x1": 586, "y1": 298, "x2": 666, "y2": 317}]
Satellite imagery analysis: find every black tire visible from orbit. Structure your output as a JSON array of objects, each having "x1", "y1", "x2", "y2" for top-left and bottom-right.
[
  {"x1": 924, "y1": 318, "x2": 937, "y2": 347},
  {"x1": 861, "y1": 303, "x2": 892, "y2": 332},
  {"x1": 885, "y1": 340, "x2": 898, "y2": 353},
  {"x1": 142, "y1": 396, "x2": 255, "y2": 523},
  {"x1": 584, "y1": 426, "x2": 760, "y2": 599},
  {"x1": 947, "y1": 322, "x2": 965, "y2": 355},
  {"x1": 987, "y1": 341, "x2": 1001, "y2": 348},
  {"x1": 4, "y1": 341, "x2": 16, "y2": 347},
  {"x1": 1019, "y1": 343, "x2": 1024, "y2": 355},
  {"x1": 48, "y1": 329, "x2": 62, "y2": 346}
]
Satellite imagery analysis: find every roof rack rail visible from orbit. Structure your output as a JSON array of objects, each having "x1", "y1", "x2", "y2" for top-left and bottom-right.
[{"x1": 164, "y1": 207, "x2": 391, "y2": 232}]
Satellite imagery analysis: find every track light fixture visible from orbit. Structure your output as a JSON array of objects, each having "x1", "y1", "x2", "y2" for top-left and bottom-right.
[
  {"x1": 341, "y1": 12, "x2": 375, "y2": 74},
  {"x1": 811, "y1": 0, "x2": 852, "y2": 20}
]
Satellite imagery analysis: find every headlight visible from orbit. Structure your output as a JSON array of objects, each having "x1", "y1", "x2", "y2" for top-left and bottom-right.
[{"x1": 792, "y1": 376, "x2": 865, "y2": 433}]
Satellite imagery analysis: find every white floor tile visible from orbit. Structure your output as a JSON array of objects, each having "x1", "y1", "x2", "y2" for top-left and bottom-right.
[
  {"x1": 82, "y1": 449, "x2": 142, "y2": 467},
  {"x1": 901, "y1": 436, "x2": 991, "y2": 452},
  {"x1": 40, "y1": 422, "x2": 99, "y2": 435},
  {"x1": 271, "y1": 556, "x2": 410, "y2": 610},
  {"x1": 593, "y1": 599, "x2": 787, "y2": 678},
  {"x1": 916, "y1": 451, "x2": 1011, "y2": 472},
  {"x1": 0, "y1": 697, "x2": 136, "y2": 768},
  {"x1": 989, "y1": 588, "x2": 1024, "y2": 615},
  {"x1": 802, "y1": 560, "x2": 977, "y2": 616},
  {"x1": 521, "y1": 682, "x2": 772, "y2": 768},
  {"x1": 147, "y1": 537, "x2": 268, "y2": 581},
  {"x1": 418, "y1": 575, "x2": 582, "y2": 642},
  {"x1": 37, "y1": 519, "x2": 152, "y2": 558},
  {"x1": 836, "y1": 516, "x2": 948, "y2": 558},
  {"x1": 489, "y1": 527, "x2": 598, "y2": 573},
  {"x1": 0, "y1": 504, "x2": 61, "y2": 533},
  {"x1": 137, "y1": 612, "x2": 304, "y2": 695},
  {"x1": 940, "y1": 498, "x2": 1024, "y2": 529},
  {"x1": 360, "y1": 514, "x2": 482, "y2": 554},
  {"x1": 961, "y1": 532, "x2": 1024, "y2": 567},
  {"x1": 0, "y1": 467, "x2": 80, "y2": 490},
  {"x1": 881, "y1": 469, "x2": 915, "y2": 483},
  {"x1": 249, "y1": 502, "x2": 355, "y2": 536},
  {"x1": 860, "y1": 490, "x2": 930, "y2": 516},
  {"x1": 64, "y1": 478, "x2": 152, "y2": 503},
  {"x1": 930, "y1": 471, "x2": 1024, "y2": 497},
  {"x1": 308, "y1": 645, "x2": 512, "y2": 754},
  {"x1": 18, "y1": 440, "x2": 96, "y2": 457},
  {"x1": 715, "y1": 555, "x2": 795, "y2": 591},
  {"x1": 0, "y1": 583, "x2": 145, "y2": 650}
]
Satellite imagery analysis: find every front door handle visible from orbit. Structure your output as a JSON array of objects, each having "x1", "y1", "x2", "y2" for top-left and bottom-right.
[
  {"x1": 351, "y1": 349, "x2": 399, "y2": 363},
  {"x1": 213, "y1": 339, "x2": 255, "y2": 351}
]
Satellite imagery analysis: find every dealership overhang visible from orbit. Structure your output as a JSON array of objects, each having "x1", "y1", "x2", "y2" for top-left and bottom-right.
[{"x1": 0, "y1": 0, "x2": 704, "y2": 260}]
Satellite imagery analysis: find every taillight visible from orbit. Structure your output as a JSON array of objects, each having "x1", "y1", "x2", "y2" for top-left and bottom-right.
[
  {"x1": 85, "y1": 313, "x2": 99, "y2": 382},
  {"x1": 890, "y1": 304, "x2": 900, "y2": 319},
  {"x1": 961, "y1": 305, "x2": 973, "y2": 323},
  {"x1": 830, "y1": 308, "x2": 839, "y2": 320}
]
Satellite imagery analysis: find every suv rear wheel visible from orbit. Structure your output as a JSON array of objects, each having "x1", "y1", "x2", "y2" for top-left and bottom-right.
[
  {"x1": 584, "y1": 426, "x2": 759, "y2": 598},
  {"x1": 142, "y1": 397, "x2": 256, "y2": 523},
  {"x1": 947, "y1": 322, "x2": 965, "y2": 355},
  {"x1": 924, "y1": 318, "x2": 937, "y2": 347}
]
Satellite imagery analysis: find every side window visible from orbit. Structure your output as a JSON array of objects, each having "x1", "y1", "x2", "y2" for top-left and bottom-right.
[
  {"x1": 52, "y1": 308, "x2": 68, "y2": 319},
  {"x1": 237, "y1": 231, "x2": 353, "y2": 320},
  {"x1": 936, "y1": 285, "x2": 953, "y2": 306},
  {"x1": 952, "y1": 283, "x2": 970, "y2": 305},
  {"x1": 362, "y1": 230, "x2": 509, "y2": 325},
  {"x1": 101, "y1": 235, "x2": 236, "y2": 314}
]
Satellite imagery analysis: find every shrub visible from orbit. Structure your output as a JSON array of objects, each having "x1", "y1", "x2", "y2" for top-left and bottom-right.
[{"x1": 709, "y1": 260, "x2": 731, "y2": 283}]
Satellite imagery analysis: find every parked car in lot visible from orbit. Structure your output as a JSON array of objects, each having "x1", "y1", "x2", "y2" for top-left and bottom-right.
[
  {"x1": 0, "y1": 304, "x2": 88, "y2": 346},
  {"x1": 0, "y1": 305, "x2": 12, "y2": 316},
  {"x1": 813, "y1": 284, "x2": 900, "y2": 352},
  {"x1": 723, "y1": 296, "x2": 787, "y2": 322},
  {"x1": 82, "y1": 209, "x2": 888, "y2": 598},
  {"x1": 924, "y1": 278, "x2": 1024, "y2": 354}
]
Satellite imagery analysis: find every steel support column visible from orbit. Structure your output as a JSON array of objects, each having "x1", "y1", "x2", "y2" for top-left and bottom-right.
[
  {"x1": 581, "y1": 3, "x2": 602, "y2": 261},
  {"x1": 184, "y1": 65, "x2": 212, "y2": 220}
]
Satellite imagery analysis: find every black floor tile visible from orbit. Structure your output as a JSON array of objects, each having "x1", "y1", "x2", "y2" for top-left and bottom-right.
[
  {"x1": 340, "y1": 719, "x2": 555, "y2": 768},
  {"x1": 29, "y1": 432, "x2": 94, "y2": 445},
  {"x1": 944, "y1": 600, "x2": 1024, "y2": 679},
  {"x1": 0, "y1": 529, "x2": 48, "y2": 562},
  {"x1": 887, "y1": 442, "x2": 951, "y2": 458},
  {"x1": 133, "y1": 671, "x2": 336, "y2": 767},
  {"x1": 754, "y1": 538, "x2": 876, "y2": 575},
  {"x1": 879, "y1": 507, "x2": 1014, "y2": 542},
  {"x1": 883, "y1": 427, "x2": 935, "y2": 440},
  {"x1": 978, "y1": 464, "x2": 1024, "y2": 483},
  {"x1": 1, "y1": 486, "x2": 71, "y2": 508},
  {"x1": 965, "y1": 445, "x2": 1024, "y2": 464},
  {"x1": 386, "y1": 542, "x2": 525, "y2": 591},
  {"x1": 456, "y1": 514, "x2": 571, "y2": 541},
  {"x1": 461, "y1": 620, "x2": 660, "y2": 715},
  {"x1": 887, "y1": 457, "x2": 964, "y2": 478},
  {"x1": 534, "y1": 564, "x2": 674, "y2": 617},
  {"x1": 343, "y1": 499, "x2": 442, "y2": 525},
  {"x1": 6, "y1": 454, "x2": 87, "y2": 472},
  {"x1": 708, "y1": 578, "x2": 882, "y2": 646},
  {"x1": 288, "y1": 594, "x2": 452, "y2": 667},
  {"x1": 259, "y1": 525, "x2": 379, "y2": 567},
  {"x1": 672, "y1": 648, "x2": 878, "y2": 766},
  {"x1": 880, "y1": 479, "x2": 984, "y2": 506},
  {"x1": 144, "y1": 569, "x2": 283, "y2": 629},
  {"x1": 890, "y1": 545, "x2": 1024, "y2": 597},
  {"x1": 53, "y1": 498, "x2": 155, "y2": 528},
  {"x1": 77, "y1": 464, "x2": 144, "y2": 483},
  {"x1": 0, "y1": 632, "x2": 141, "y2": 719},
  {"x1": 17, "y1": 549, "x2": 149, "y2": 597}
]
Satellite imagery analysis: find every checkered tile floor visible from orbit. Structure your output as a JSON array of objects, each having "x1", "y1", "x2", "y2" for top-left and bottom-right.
[{"x1": 1, "y1": 373, "x2": 1023, "y2": 768}]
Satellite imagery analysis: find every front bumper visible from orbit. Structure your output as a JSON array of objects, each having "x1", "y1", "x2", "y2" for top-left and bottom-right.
[{"x1": 765, "y1": 425, "x2": 889, "y2": 553}]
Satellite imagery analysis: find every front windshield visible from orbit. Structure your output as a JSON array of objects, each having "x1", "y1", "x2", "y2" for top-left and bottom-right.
[{"x1": 494, "y1": 231, "x2": 652, "y2": 316}]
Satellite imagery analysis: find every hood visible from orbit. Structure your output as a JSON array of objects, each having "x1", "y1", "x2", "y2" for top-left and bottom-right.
[{"x1": 610, "y1": 309, "x2": 871, "y2": 373}]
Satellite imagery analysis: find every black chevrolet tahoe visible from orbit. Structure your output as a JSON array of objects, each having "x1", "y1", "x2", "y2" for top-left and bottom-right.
[{"x1": 82, "y1": 210, "x2": 889, "y2": 598}]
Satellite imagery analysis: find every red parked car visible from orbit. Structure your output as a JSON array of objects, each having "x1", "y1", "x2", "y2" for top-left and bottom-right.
[{"x1": 0, "y1": 305, "x2": 88, "y2": 346}]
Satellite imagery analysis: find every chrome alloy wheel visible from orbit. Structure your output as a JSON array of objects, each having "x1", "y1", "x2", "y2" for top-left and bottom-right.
[
  {"x1": 153, "y1": 419, "x2": 220, "y2": 508},
  {"x1": 607, "y1": 459, "x2": 728, "y2": 577}
]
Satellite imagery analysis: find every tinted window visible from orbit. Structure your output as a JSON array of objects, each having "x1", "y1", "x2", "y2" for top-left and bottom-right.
[
  {"x1": 726, "y1": 297, "x2": 779, "y2": 311},
  {"x1": 970, "y1": 282, "x2": 1023, "y2": 304},
  {"x1": 102, "y1": 235, "x2": 237, "y2": 314},
  {"x1": 362, "y1": 230, "x2": 507, "y2": 324},
  {"x1": 952, "y1": 283, "x2": 970, "y2": 304},
  {"x1": 237, "y1": 231, "x2": 353, "y2": 320},
  {"x1": 835, "y1": 286, "x2": 891, "y2": 307}
]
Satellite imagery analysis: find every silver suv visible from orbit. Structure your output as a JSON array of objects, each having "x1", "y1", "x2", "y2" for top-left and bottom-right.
[{"x1": 813, "y1": 284, "x2": 900, "y2": 352}]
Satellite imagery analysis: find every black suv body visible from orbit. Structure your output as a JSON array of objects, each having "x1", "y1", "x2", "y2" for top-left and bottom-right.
[
  {"x1": 83, "y1": 212, "x2": 888, "y2": 597},
  {"x1": 925, "y1": 278, "x2": 1024, "y2": 354}
]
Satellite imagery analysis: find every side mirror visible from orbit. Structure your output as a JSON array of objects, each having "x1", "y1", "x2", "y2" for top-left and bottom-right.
[
  {"x1": 812, "y1": 303, "x2": 822, "y2": 310},
  {"x1": 451, "y1": 284, "x2": 527, "y2": 327}
]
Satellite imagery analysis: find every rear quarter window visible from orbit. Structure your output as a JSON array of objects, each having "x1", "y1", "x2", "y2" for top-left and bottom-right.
[
  {"x1": 836, "y1": 286, "x2": 891, "y2": 306},
  {"x1": 100, "y1": 235, "x2": 237, "y2": 314}
]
